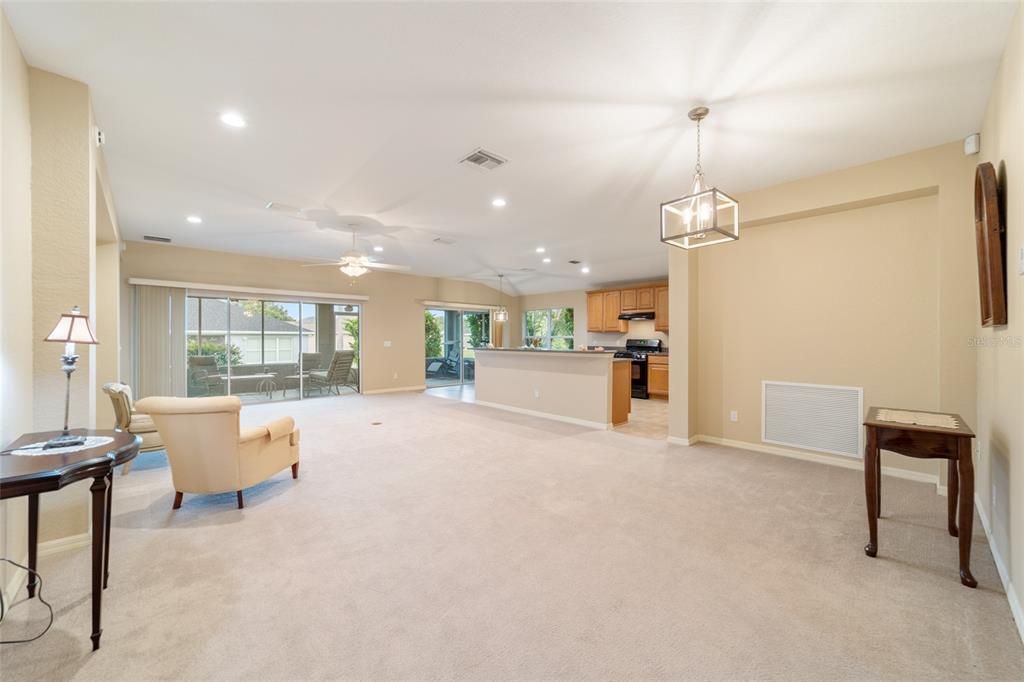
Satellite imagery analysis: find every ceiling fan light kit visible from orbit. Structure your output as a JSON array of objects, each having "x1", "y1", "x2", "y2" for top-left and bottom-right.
[{"x1": 661, "y1": 107, "x2": 739, "y2": 250}]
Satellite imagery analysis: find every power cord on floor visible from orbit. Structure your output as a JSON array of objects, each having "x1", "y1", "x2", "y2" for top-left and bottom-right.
[{"x1": 0, "y1": 557, "x2": 54, "y2": 644}]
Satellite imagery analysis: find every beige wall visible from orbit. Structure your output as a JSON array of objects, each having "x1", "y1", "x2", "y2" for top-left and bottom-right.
[
  {"x1": 977, "y1": 0, "x2": 1023, "y2": 633},
  {"x1": 29, "y1": 67, "x2": 99, "y2": 542},
  {"x1": 120, "y1": 241, "x2": 522, "y2": 394},
  {"x1": 0, "y1": 8, "x2": 33, "y2": 602},
  {"x1": 669, "y1": 141, "x2": 978, "y2": 481}
]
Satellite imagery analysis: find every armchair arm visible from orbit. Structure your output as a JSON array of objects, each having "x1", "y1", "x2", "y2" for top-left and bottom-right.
[
  {"x1": 265, "y1": 416, "x2": 295, "y2": 441},
  {"x1": 239, "y1": 426, "x2": 269, "y2": 444}
]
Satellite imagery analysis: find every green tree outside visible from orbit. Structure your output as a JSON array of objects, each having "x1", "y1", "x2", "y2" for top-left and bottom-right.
[
  {"x1": 187, "y1": 338, "x2": 241, "y2": 367},
  {"x1": 425, "y1": 311, "x2": 443, "y2": 357},
  {"x1": 343, "y1": 316, "x2": 360, "y2": 365},
  {"x1": 240, "y1": 300, "x2": 295, "y2": 321}
]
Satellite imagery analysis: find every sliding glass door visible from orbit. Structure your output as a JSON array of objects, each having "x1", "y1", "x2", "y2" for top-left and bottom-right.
[
  {"x1": 185, "y1": 294, "x2": 360, "y2": 403},
  {"x1": 425, "y1": 308, "x2": 490, "y2": 387}
]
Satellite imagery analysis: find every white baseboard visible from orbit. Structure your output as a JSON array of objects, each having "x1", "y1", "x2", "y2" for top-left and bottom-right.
[
  {"x1": 474, "y1": 400, "x2": 609, "y2": 430},
  {"x1": 1, "y1": 533, "x2": 90, "y2": 604},
  {"x1": 686, "y1": 435, "x2": 940, "y2": 487},
  {"x1": 975, "y1": 493, "x2": 1024, "y2": 644},
  {"x1": 3, "y1": 562, "x2": 27, "y2": 605},
  {"x1": 38, "y1": 532, "x2": 91, "y2": 557},
  {"x1": 363, "y1": 384, "x2": 426, "y2": 395},
  {"x1": 666, "y1": 435, "x2": 698, "y2": 446}
]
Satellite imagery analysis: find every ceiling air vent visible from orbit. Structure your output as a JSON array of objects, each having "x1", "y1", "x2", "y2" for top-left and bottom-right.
[
  {"x1": 568, "y1": 259, "x2": 581, "y2": 265},
  {"x1": 143, "y1": 235, "x2": 172, "y2": 243},
  {"x1": 459, "y1": 148, "x2": 508, "y2": 171},
  {"x1": 433, "y1": 237, "x2": 456, "y2": 246}
]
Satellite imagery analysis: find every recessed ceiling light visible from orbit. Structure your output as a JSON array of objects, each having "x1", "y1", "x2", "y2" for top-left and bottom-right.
[
  {"x1": 581, "y1": 266, "x2": 590, "y2": 274},
  {"x1": 542, "y1": 257, "x2": 551, "y2": 264},
  {"x1": 219, "y1": 111, "x2": 247, "y2": 128},
  {"x1": 535, "y1": 246, "x2": 545, "y2": 253},
  {"x1": 373, "y1": 245, "x2": 384, "y2": 253},
  {"x1": 491, "y1": 197, "x2": 507, "y2": 208},
  {"x1": 186, "y1": 215, "x2": 202, "y2": 224}
]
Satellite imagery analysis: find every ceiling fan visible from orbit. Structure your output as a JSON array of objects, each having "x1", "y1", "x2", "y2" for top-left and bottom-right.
[{"x1": 301, "y1": 226, "x2": 410, "y2": 278}]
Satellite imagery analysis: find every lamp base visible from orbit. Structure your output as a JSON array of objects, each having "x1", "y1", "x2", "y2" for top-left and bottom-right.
[{"x1": 43, "y1": 433, "x2": 87, "y2": 450}]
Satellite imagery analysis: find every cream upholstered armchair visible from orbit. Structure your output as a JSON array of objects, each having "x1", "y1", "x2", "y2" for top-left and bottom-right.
[
  {"x1": 102, "y1": 382, "x2": 164, "y2": 475},
  {"x1": 134, "y1": 396, "x2": 300, "y2": 510}
]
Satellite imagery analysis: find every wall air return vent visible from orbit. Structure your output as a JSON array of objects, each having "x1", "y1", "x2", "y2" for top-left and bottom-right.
[
  {"x1": 143, "y1": 235, "x2": 172, "y2": 243},
  {"x1": 459, "y1": 148, "x2": 508, "y2": 171},
  {"x1": 762, "y1": 381, "x2": 863, "y2": 458}
]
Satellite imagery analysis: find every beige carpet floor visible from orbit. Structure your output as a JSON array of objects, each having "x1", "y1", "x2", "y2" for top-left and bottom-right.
[{"x1": 1, "y1": 392, "x2": 1022, "y2": 680}]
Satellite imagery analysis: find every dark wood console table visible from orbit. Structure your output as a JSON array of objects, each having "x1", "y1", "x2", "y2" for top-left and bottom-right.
[
  {"x1": 1, "y1": 429, "x2": 140, "y2": 650},
  {"x1": 862, "y1": 407, "x2": 976, "y2": 587}
]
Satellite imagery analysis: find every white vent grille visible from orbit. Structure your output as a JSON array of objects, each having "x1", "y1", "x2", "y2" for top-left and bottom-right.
[
  {"x1": 459, "y1": 148, "x2": 507, "y2": 170},
  {"x1": 762, "y1": 381, "x2": 863, "y2": 458}
]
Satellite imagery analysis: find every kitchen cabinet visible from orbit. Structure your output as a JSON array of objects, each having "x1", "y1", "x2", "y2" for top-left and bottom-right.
[
  {"x1": 586, "y1": 292, "x2": 604, "y2": 332},
  {"x1": 603, "y1": 290, "x2": 624, "y2": 332},
  {"x1": 654, "y1": 286, "x2": 669, "y2": 332},
  {"x1": 620, "y1": 288, "x2": 637, "y2": 311},
  {"x1": 648, "y1": 355, "x2": 669, "y2": 398},
  {"x1": 636, "y1": 287, "x2": 655, "y2": 311}
]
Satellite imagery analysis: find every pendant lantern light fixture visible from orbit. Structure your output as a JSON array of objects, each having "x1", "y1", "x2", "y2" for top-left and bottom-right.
[
  {"x1": 660, "y1": 106, "x2": 739, "y2": 250},
  {"x1": 494, "y1": 274, "x2": 509, "y2": 322}
]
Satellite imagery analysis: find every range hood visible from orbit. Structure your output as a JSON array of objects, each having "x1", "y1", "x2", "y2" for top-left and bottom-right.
[{"x1": 618, "y1": 311, "x2": 656, "y2": 321}]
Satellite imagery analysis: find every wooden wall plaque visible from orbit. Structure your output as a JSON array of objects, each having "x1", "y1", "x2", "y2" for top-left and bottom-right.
[{"x1": 975, "y1": 162, "x2": 1007, "y2": 327}]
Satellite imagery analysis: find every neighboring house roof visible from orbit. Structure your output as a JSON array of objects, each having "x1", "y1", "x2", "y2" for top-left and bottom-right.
[{"x1": 187, "y1": 301, "x2": 303, "y2": 334}]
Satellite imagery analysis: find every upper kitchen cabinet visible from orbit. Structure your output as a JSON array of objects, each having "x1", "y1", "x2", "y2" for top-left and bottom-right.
[
  {"x1": 586, "y1": 292, "x2": 604, "y2": 332},
  {"x1": 636, "y1": 287, "x2": 655, "y2": 311},
  {"x1": 654, "y1": 286, "x2": 669, "y2": 332},
  {"x1": 603, "y1": 290, "x2": 624, "y2": 331}
]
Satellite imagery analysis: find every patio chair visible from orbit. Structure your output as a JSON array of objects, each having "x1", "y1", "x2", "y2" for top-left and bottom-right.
[
  {"x1": 188, "y1": 355, "x2": 226, "y2": 396},
  {"x1": 102, "y1": 382, "x2": 165, "y2": 475},
  {"x1": 308, "y1": 350, "x2": 356, "y2": 395}
]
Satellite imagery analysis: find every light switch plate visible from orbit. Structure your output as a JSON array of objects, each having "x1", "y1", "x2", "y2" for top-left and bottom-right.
[
  {"x1": 383, "y1": 340, "x2": 392, "y2": 347},
  {"x1": 1018, "y1": 246, "x2": 1024, "y2": 275}
]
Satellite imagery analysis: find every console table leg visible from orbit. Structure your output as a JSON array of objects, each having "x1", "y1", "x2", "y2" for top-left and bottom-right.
[
  {"x1": 26, "y1": 493, "x2": 39, "y2": 598},
  {"x1": 90, "y1": 475, "x2": 108, "y2": 650},
  {"x1": 103, "y1": 470, "x2": 113, "y2": 589},
  {"x1": 864, "y1": 427, "x2": 879, "y2": 557},
  {"x1": 947, "y1": 458, "x2": 959, "y2": 537},
  {"x1": 957, "y1": 438, "x2": 977, "y2": 588}
]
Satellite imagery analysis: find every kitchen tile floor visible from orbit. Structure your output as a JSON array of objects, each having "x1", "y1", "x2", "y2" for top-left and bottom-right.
[{"x1": 613, "y1": 397, "x2": 668, "y2": 440}]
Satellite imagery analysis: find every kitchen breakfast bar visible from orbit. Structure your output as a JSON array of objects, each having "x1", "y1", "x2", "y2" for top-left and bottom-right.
[{"x1": 473, "y1": 348, "x2": 632, "y2": 429}]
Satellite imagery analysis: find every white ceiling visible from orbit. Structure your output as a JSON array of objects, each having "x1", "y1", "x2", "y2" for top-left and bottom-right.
[{"x1": 5, "y1": 1, "x2": 1017, "y2": 294}]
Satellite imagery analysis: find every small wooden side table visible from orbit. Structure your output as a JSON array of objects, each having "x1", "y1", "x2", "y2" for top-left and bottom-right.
[
  {"x1": 862, "y1": 407, "x2": 977, "y2": 587},
  {"x1": 0, "y1": 429, "x2": 140, "y2": 649}
]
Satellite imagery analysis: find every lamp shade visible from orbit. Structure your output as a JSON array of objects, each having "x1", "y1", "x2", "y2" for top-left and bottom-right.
[{"x1": 44, "y1": 307, "x2": 98, "y2": 344}]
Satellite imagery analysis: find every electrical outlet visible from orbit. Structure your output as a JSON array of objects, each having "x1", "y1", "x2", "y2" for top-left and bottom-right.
[
  {"x1": 729, "y1": 410, "x2": 738, "y2": 422},
  {"x1": 1018, "y1": 246, "x2": 1024, "y2": 276},
  {"x1": 534, "y1": 388, "x2": 541, "y2": 398},
  {"x1": 392, "y1": 371, "x2": 398, "y2": 380}
]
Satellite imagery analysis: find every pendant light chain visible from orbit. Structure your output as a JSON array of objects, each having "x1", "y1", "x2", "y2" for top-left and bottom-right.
[{"x1": 694, "y1": 117, "x2": 702, "y2": 177}]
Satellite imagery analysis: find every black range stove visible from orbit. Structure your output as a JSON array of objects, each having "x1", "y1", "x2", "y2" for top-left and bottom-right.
[{"x1": 613, "y1": 338, "x2": 663, "y2": 399}]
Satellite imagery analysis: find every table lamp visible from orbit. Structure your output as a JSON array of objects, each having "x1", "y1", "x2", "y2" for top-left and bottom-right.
[{"x1": 43, "y1": 306, "x2": 98, "y2": 449}]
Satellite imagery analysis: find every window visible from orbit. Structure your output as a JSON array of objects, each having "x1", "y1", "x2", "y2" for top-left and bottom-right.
[{"x1": 524, "y1": 308, "x2": 574, "y2": 349}]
